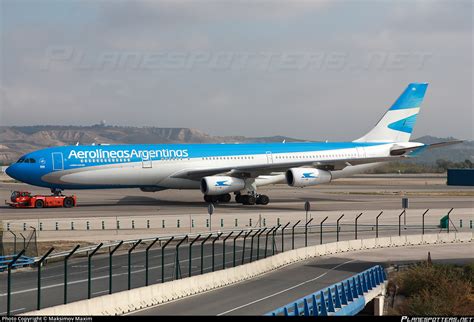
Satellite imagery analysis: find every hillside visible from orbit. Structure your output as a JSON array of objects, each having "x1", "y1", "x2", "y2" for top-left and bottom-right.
[{"x1": 0, "y1": 125, "x2": 471, "y2": 165}]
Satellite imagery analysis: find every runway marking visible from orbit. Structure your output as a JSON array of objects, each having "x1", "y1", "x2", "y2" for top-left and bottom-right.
[{"x1": 216, "y1": 259, "x2": 356, "y2": 316}]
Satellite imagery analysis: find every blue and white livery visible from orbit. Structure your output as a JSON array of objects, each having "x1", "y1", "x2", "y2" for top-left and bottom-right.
[{"x1": 6, "y1": 83, "x2": 460, "y2": 205}]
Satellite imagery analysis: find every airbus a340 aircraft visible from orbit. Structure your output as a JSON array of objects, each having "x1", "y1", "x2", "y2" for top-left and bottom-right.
[{"x1": 6, "y1": 83, "x2": 460, "y2": 205}]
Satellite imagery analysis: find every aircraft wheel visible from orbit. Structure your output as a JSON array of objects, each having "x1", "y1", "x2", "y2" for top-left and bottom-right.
[
  {"x1": 219, "y1": 193, "x2": 231, "y2": 202},
  {"x1": 204, "y1": 195, "x2": 213, "y2": 203},
  {"x1": 241, "y1": 195, "x2": 256, "y2": 205},
  {"x1": 235, "y1": 194, "x2": 242, "y2": 203},
  {"x1": 35, "y1": 199, "x2": 44, "y2": 208},
  {"x1": 256, "y1": 195, "x2": 270, "y2": 205},
  {"x1": 63, "y1": 197, "x2": 74, "y2": 208}
]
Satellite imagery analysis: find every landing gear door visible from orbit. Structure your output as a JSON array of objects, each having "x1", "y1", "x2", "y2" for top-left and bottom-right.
[
  {"x1": 142, "y1": 158, "x2": 152, "y2": 168},
  {"x1": 52, "y1": 152, "x2": 64, "y2": 171},
  {"x1": 266, "y1": 151, "x2": 273, "y2": 164}
]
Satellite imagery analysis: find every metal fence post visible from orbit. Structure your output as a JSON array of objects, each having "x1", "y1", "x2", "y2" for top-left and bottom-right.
[
  {"x1": 161, "y1": 237, "x2": 174, "y2": 283},
  {"x1": 447, "y1": 208, "x2": 453, "y2": 233},
  {"x1": 272, "y1": 224, "x2": 281, "y2": 255},
  {"x1": 222, "y1": 232, "x2": 233, "y2": 269},
  {"x1": 145, "y1": 238, "x2": 159, "y2": 286},
  {"x1": 188, "y1": 234, "x2": 201, "y2": 277},
  {"x1": 249, "y1": 229, "x2": 261, "y2": 263},
  {"x1": 8, "y1": 231, "x2": 17, "y2": 254},
  {"x1": 175, "y1": 236, "x2": 188, "y2": 279},
  {"x1": 256, "y1": 228, "x2": 266, "y2": 260},
  {"x1": 64, "y1": 244, "x2": 80, "y2": 304},
  {"x1": 422, "y1": 209, "x2": 430, "y2": 235},
  {"x1": 211, "y1": 233, "x2": 222, "y2": 272},
  {"x1": 128, "y1": 239, "x2": 142, "y2": 290},
  {"x1": 37, "y1": 247, "x2": 54, "y2": 310},
  {"x1": 355, "y1": 213, "x2": 363, "y2": 240},
  {"x1": 241, "y1": 230, "x2": 253, "y2": 265},
  {"x1": 88, "y1": 243, "x2": 103, "y2": 299},
  {"x1": 281, "y1": 222, "x2": 290, "y2": 252},
  {"x1": 232, "y1": 231, "x2": 244, "y2": 267},
  {"x1": 336, "y1": 214, "x2": 344, "y2": 242},
  {"x1": 398, "y1": 210, "x2": 405, "y2": 236},
  {"x1": 7, "y1": 249, "x2": 25, "y2": 316},
  {"x1": 264, "y1": 227, "x2": 275, "y2": 258},
  {"x1": 291, "y1": 220, "x2": 301, "y2": 250},
  {"x1": 109, "y1": 241, "x2": 123, "y2": 294},
  {"x1": 200, "y1": 234, "x2": 212, "y2": 274},
  {"x1": 320, "y1": 217, "x2": 328, "y2": 244},
  {"x1": 305, "y1": 218, "x2": 313, "y2": 247},
  {"x1": 19, "y1": 233, "x2": 26, "y2": 251},
  {"x1": 375, "y1": 211, "x2": 383, "y2": 238}
]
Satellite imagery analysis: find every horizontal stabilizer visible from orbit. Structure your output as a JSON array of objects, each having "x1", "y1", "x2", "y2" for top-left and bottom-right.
[{"x1": 390, "y1": 140, "x2": 463, "y2": 156}]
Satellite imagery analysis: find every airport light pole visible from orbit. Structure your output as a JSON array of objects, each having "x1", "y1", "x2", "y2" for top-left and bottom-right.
[
  {"x1": 7, "y1": 249, "x2": 25, "y2": 316},
  {"x1": 88, "y1": 243, "x2": 103, "y2": 298},
  {"x1": 291, "y1": 220, "x2": 301, "y2": 250},
  {"x1": 109, "y1": 241, "x2": 123, "y2": 294},
  {"x1": 64, "y1": 244, "x2": 80, "y2": 304},
  {"x1": 161, "y1": 237, "x2": 174, "y2": 283},
  {"x1": 128, "y1": 239, "x2": 142, "y2": 290},
  {"x1": 336, "y1": 214, "x2": 344, "y2": 242},
  {"x1": 421, "y1": 209, "x2": 430, "y2": 235},
  {"x1": 232, "y1": 231, "x2": 244, "y2": 267},
  {"x1": 375, "y1": 211, "x2": 383, "y2": 238},
  {"x1": 145, "y1": 238, "x2": 159, "y2": 286},
  {"x1": 37, "y1": 247, "x2": 54, "y2": 310},
  {"x1": 188, "y1": 234, "x2": 201, "y2": 277}
]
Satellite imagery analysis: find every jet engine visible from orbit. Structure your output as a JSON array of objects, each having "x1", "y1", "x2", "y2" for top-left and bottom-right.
[
  {"x1": 200, "y1": 176, "x2": 245, "y2": 195},
  {"x1": 285, "y1": 168, "x2": 332, "y2": 187}
]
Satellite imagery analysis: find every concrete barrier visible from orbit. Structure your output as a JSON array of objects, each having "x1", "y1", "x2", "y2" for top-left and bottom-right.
[{"x1": 23, "y1": 232, "x2": 472, "y2": 316}]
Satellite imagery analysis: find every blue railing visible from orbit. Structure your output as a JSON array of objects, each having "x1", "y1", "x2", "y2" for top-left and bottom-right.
[
  {"x1": 266, "y1": 265, "x2": 387, "y2": 316},
  {"x1": 0, "y1": 255, "x2": 35, "y2": 271}
]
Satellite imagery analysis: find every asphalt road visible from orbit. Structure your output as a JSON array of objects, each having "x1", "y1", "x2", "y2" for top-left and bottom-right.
[{"x1": 131, "y1": 243, "x2": 474, "y2": 316}]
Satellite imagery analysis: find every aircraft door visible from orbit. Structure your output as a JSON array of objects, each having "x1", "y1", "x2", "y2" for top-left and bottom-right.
[
  {"x1": 52, "y1": 152, "x2": 64, "y2": 171},
  {"x1": 142, "y1": 158, "x2": 152, "y2": 168},
  {"x1": 266, "y1": 151, "x2": 273, "y2": 164}
]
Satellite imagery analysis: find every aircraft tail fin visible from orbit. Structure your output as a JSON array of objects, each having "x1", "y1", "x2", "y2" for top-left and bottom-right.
[{"x1": 354, "y1": 83, "x2": 428, "y2": 143}]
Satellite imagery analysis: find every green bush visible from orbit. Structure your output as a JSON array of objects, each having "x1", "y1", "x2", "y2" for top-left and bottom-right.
[{"x1": 391, "y1": 262, "x2": 474, "y2": 315}]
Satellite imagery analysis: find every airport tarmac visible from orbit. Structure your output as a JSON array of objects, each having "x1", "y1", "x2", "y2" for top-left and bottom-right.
[{"x1": 1, "y1": 175, "x2": 472, "y2": 221}]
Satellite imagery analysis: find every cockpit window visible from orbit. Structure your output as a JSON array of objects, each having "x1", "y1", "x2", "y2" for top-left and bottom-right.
[
  {"x1": 29, "y1": 158, "x2": 36, "y2": 163},
  {"x1": 24, "y1": 159, "x2": 30, "y2": 163},
  {"x1": 17, "y1": 158, "x2": 25, "y2": 163}
]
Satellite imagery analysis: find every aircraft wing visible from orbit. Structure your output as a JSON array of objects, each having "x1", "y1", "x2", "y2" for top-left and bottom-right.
[
  {"x1": 389, "y1": 140, "x2": 463, "y2": 156},
  {"x1": 170, "y1": 156, "x2": 393, "y2": 180}
]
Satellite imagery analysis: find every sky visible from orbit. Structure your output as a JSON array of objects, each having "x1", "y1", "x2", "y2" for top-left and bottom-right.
[{"x1": 0, "y1": 0, "x2": 472, "y2": 141}]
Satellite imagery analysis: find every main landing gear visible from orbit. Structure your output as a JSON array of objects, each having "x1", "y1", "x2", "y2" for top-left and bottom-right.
[
  {"x1": 203, "y1": 193, "x2": 232, "y2": 203},
  {"x1": 203, "y1": 193, "x2": 270, "y2": 205},
  {"x1": 235, "y1": 193, "x2": 270, "y2": 205}
]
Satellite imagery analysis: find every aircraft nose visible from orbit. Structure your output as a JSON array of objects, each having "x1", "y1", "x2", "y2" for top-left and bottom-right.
[{"x1": 5, "y1": 164, "x2": 17, "y2": 180}]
